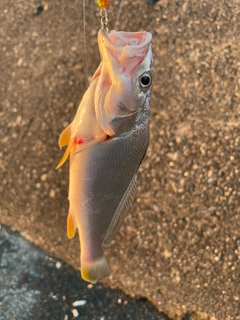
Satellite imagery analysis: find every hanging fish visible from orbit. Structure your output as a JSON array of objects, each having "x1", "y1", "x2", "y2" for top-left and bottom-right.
[{"x1": 57, "y1": 28, "x2": 153, "y2": 283}]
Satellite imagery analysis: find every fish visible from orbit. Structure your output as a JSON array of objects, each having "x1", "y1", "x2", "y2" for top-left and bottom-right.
[{"x1": 57, "y1": 28, "x2": 153, "y2": 283}]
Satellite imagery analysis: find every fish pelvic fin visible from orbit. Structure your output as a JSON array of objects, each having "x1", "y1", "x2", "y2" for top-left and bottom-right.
[
  {"x1": 58, "y1": 124, "x2": 71, "y2": 148},
  {"x1": 67, "y1": 211, "x2": 76, "y2": 239},
  {"x1": 56, "y1": 123, "x2": 73, "y2": 169},
  {"x1": 56, "y1": 134, "x2": 108, "y2": 169},
  {"x1": 56, "y1": 139, "x2": 74, "y2": 169},
  {"x1": 81, "y1": 255, "x2": 111, "y2": 284}
]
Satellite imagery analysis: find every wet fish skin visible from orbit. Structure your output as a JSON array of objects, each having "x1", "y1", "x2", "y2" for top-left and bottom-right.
[{"x1": 57, "y1": 29, "x2": 153, "y2": 283}]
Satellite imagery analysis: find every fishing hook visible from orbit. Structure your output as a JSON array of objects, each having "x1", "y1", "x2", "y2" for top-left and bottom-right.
[
  {"x1": 97, "y1": 0, "x2": 109, "y2": 33},
  {"x1": 100, "y1": 8, "x2": 109, "y2": 33}
]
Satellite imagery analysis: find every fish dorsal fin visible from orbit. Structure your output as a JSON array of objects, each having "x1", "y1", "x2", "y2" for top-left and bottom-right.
[
  {"x1": 103, "y1": 174, "x2": 137, "y2": 246},
  {"x1": 58, "y1": 123, "x2": 72, "y2": 148}
]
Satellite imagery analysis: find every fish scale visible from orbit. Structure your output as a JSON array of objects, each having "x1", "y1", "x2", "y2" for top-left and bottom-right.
[{"x1": 73, "y1": 128, "x2": 147, "y2": 229}]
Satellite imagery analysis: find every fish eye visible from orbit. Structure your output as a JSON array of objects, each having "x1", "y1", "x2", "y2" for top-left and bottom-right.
[{"x1": 140, "y1": 72, "x2": 152, "y2": 89}]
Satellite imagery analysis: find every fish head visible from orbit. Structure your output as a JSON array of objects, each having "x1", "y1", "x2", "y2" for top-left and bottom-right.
[{"x1": 95, "y1": 29, "x2": 153, "y2": 136}]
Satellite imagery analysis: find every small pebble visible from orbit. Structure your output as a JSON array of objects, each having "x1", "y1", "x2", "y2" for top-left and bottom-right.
[
  {"x1": 41, "y1": 174, "x2": 47, "y2": 181},
  {"x1": 72, "y1": 300, "x2": 87, "y2": 307},
  {"x1": 72, "y1": 309, "x2": 79, "y2": 317},
  {"x1": 35, "y1": 5, "x2": 44, "y2": 16},
  {"x1": 49, "y1": 189, "x2": 55, "y2": 198}
]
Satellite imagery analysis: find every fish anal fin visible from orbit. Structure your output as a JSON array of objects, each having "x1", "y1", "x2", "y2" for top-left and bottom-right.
[
  {"x1": 56, "y1": 140, "x2": 74, "y2": 169},
  {"x1": 103, "y1": 174, "x2": 137, "y2": 246},
  {"x1": 67, "y1": 211, "x2": 76, "y2": 239},
  {"x1": 59, "y1": 124, "x2": 72, "y2": 148}
]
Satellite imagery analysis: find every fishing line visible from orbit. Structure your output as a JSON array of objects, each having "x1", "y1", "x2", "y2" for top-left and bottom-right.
[
  {"x1": 114, "y1": 0, "x2": 124, "y2": 30},
  {"x1": 82, "y1": 0, "x2": 89, "y2": 78}
]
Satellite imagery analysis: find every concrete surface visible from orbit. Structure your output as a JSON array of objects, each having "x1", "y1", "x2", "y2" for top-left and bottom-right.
[{"x1": 0, "y1": 0, "x2": 239, "y2": 319}]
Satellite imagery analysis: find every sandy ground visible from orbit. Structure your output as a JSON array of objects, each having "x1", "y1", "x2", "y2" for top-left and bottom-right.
[{"x1": 0, "y1": 0, "x2": 239, "y2": 319}]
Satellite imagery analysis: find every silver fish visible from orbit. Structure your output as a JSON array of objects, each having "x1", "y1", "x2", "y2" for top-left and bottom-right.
[{"x1": 57, "y1": 29, "x2": 153, "y2": 283}]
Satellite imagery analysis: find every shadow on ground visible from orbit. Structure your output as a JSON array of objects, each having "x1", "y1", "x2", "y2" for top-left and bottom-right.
[{"x1": 0, "y1": 226, "x2": 170, "y2": 320}]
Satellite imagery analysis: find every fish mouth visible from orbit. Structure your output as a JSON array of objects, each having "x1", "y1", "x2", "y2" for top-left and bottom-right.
[
  {"x1": 98, "y1": 29, "x2": 152, "y2": 76},
  {"x1": 99, "y1": 28, "x2": 152, "y2": 53}
]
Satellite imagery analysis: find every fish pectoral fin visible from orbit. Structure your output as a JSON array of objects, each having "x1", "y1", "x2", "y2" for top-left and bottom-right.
[
  {"x1": 74, "y1": 134, "x2": 108, "y2": 152},
  {"x1": 58, "y1": 123, "x2": 72, "y2": 148},
  {"x1": 56, "y1": 133, "x2": 108, "y2": 169},
  {"x1": 56, "y1": 139, "x2": 74, "y2": 169},
  {"x1": 103, "y1": 174, "x2": 137, "y2": 246},
  {"x1": 67, "y1": 211, "x2": 76, "y2": 239}
]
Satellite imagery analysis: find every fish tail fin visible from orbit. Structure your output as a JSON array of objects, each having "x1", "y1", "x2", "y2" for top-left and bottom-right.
[
  {"x1": 81, "y1": 255, "x2": 111, "y2": 284},
  {"x1": 67, "y1": 211, "x2": 76, "y2": 239}
]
